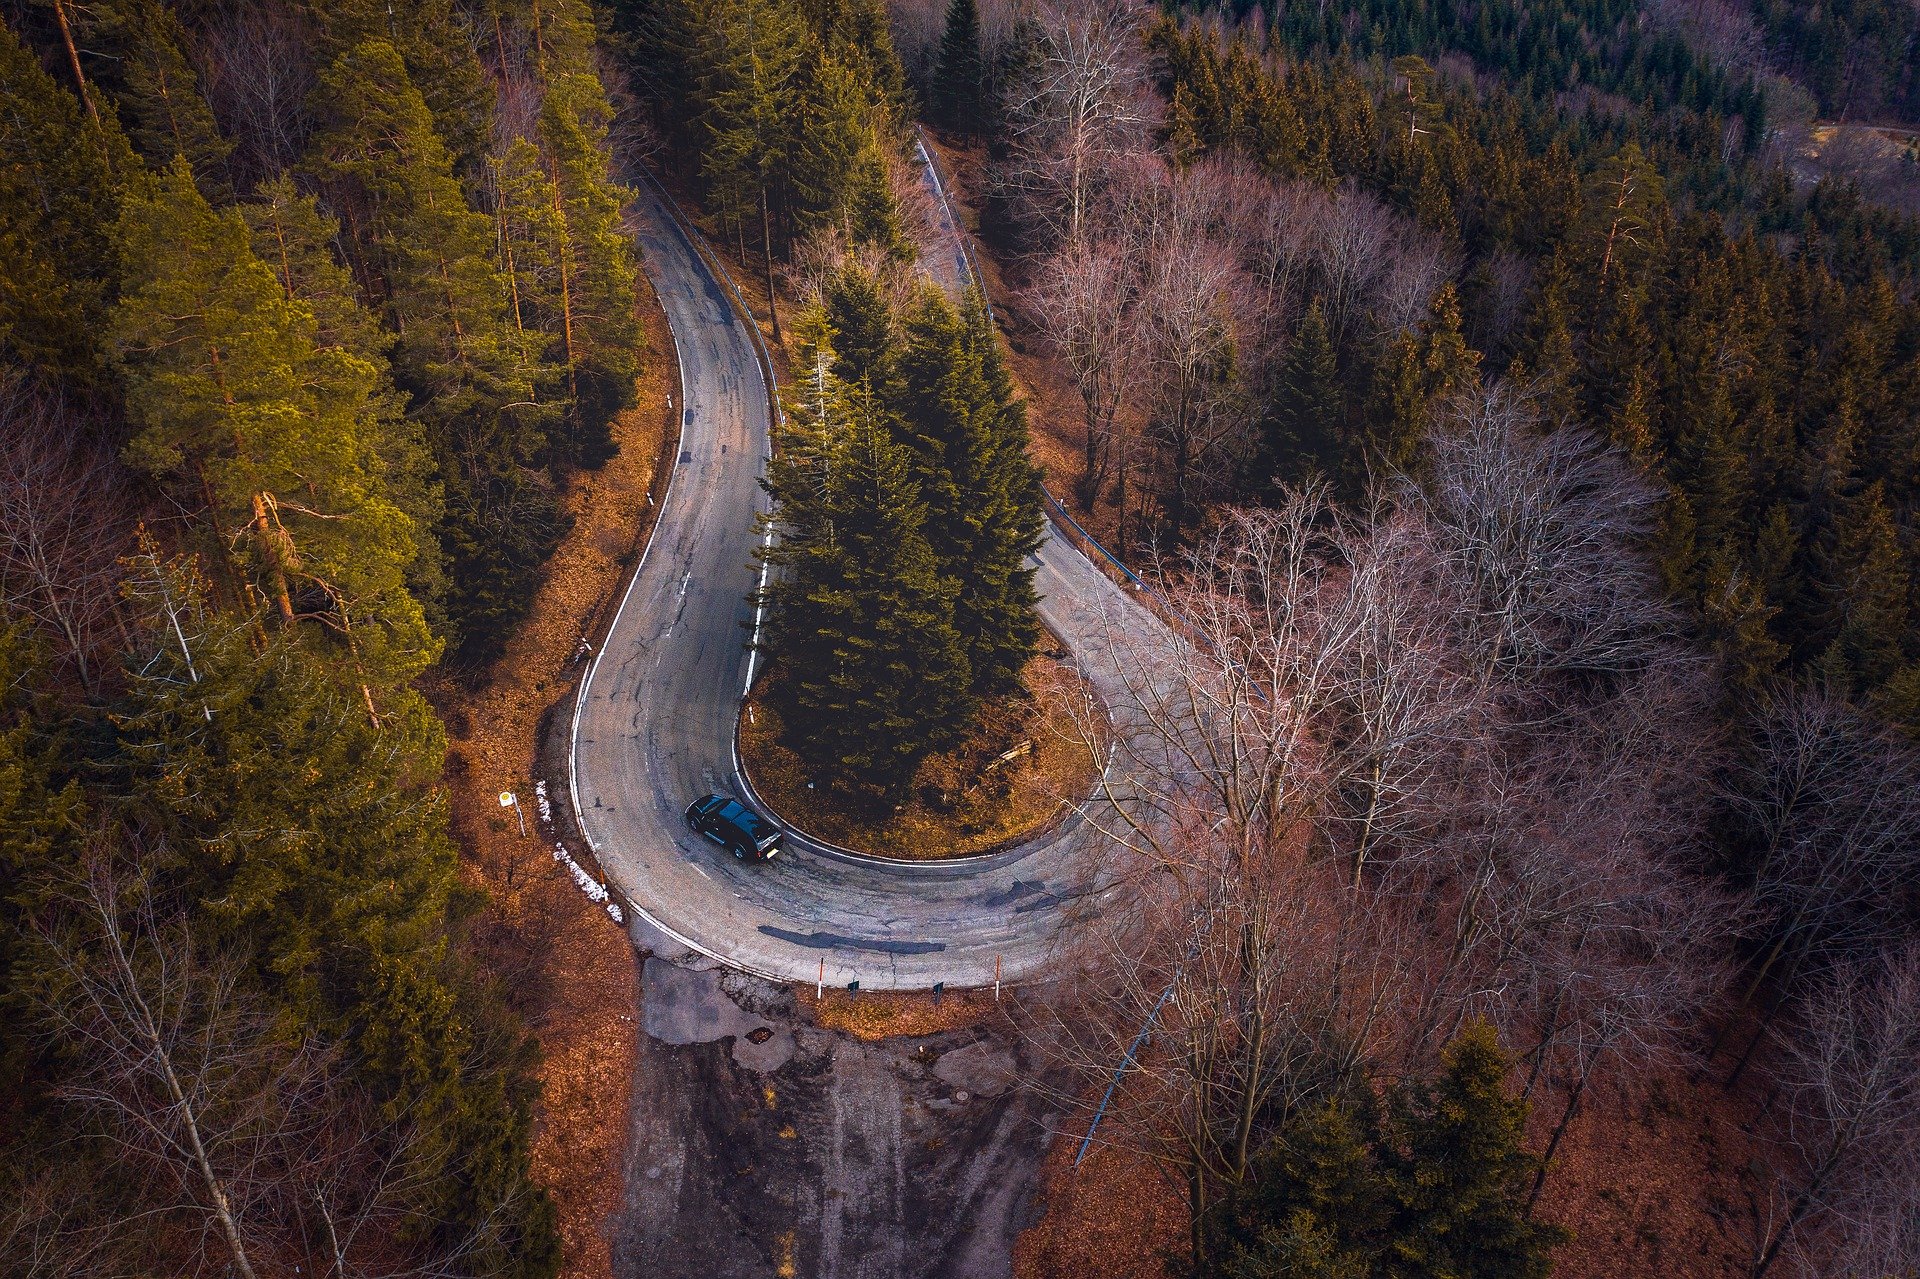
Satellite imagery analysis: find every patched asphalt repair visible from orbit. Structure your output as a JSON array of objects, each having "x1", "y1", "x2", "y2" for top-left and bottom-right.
[{"x1": 613, "y1": 958, "x2": 1061, "y2": 1278}]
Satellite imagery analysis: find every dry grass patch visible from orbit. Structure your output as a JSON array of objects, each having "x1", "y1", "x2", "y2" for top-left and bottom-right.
[
  {"x1": 795, "y1": 985, "x2": 1006, "y2": 1039},
  {"x1": 738, "y1": 650, "x2": 1103, "y2": 860}
]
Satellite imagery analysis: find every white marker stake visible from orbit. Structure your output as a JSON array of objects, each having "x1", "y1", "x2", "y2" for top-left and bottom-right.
[
  {"x1": 817, "y1": 957, "x2": 824, "y2": 1001},
  {"x1": 994, "y1": 954, "x2": 1002, "y2": 1002},
  {"x1": 499, "y1": 790, "x2": 527, "y2": 838}
]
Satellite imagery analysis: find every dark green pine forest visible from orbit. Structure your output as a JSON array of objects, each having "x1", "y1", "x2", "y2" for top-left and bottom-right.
[
  {"x1": 1150, "y1": 5, "x2": 1920, "y2": 726},
  {"x1": 0, "y1": 0, "x2": 640, "y2": 1271},
  {"x1": 762, "y1": 273, "x2": 1043, "y2": 792}
]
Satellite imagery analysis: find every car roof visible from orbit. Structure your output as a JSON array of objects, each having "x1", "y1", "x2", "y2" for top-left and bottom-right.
[{"x1": 715, "y1": 799, "x2": 768, "y2": 836}]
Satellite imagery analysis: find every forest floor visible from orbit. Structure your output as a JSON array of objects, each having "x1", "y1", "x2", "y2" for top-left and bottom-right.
[
  {"x1": 1530, "y1": 1063, "x2": 1771, "y2": 1279},
  {"x1": 737, "y1": 650, "x2": 1100, "y2": 859},
  {"x1": 434, "y1": 268, "x2": 678, "y2": 1279},
  {"x1": 923, "y1": 132, "x2": 1784, "y2": 1279}
]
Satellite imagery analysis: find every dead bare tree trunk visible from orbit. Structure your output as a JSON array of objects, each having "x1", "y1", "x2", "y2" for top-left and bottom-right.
[
  {"x1": 1750, "y1": 947, "x2": 1920, "y2": 1279},
  {"x1": 0, "y1": 381, "x2": 135, "y2": 690}
]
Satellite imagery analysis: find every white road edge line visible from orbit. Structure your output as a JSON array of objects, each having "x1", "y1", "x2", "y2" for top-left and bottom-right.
[
  {"x1": 744, "y1": 509, "x2": 773, "y2": 694},
  {"x1": 567, "y1": 173, "x2": 813, "y2": 989}
]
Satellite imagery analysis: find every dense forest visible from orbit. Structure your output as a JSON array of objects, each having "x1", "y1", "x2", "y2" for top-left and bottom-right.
[
  {"x1": 0, "y1": 0, "x2": 641, "y2": 1271},
  {"x1": 976, "y1": 1, "x2": 1920, "y2": 723},
  {"x1": 4, "y1": 0, "x2": 1918, "y2": 1272},
  {"x1": 899, "y1": 0, "x2": 1920, "y2": 1273},
  {"x1": 763, "y1": 269, "x2": 1041, "y2": 792}
]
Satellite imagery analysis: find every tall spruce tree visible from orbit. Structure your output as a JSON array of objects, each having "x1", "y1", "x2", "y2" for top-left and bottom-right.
[
  {"x1": 696, "y1": 0, "x2": 807, "y2": 327},
  {"x1": 535, "y1": 70, "x2": 643, "y2": 462},
  {"x1": 111, "y1": 551, "x2": 558, "y2": 1274},
  {"x1": 1367, "y1": 282, "x2": 1480, "y2": 486},
  {"x1": 930, "y1": 0, "x2": 983, "y2": 132},
  {"x1": 1387, "y1": 1023, "x2": 1561, "y2": 1279},
  {"x1": 76, "y1": 0, "x2": 232, "y2": 195},
  {"x1": 892, "y1": 286, "x2": 1043, "y2": 697},
  {"x1": 307, "y1": 0, "x2": 498, "y2": 177},
  {"x1": 305, "y1": 39, "x2": 567, "y2": 664},
  {"x1": 791, "y1": 53, "x2": 905, "y2": 253},
  {"x1": 822, "y1": 262, "x2": 899, "y2": 389},
  {"x1": 1208, "y1": 1023, "x2": 1561, "y2": 1279},
  {"x1": 112, "y1": 159, "x2": 435, "y2": 697},
  {"x1": 763, "y1": 309, "x2": 970, "y2": 790},
  {"x1": 1264, "y1": 299, "x2": 1343, "y2": 489},
  {"x1": 0, "y1": 24, "x2": 135, "y2": 387},
  {"x1": 242, "y1": 176, "x2": 450, "y2": 625}
]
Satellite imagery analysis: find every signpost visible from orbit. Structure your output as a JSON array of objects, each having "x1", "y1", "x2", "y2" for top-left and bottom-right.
[{"x1": 498, "y1": 790, "x2": 526, "y2": 838}]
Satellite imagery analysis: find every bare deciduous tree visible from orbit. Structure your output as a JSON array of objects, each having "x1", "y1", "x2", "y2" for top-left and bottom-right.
[
  {"x1": 1409, "y1": 384, "x2": 1681, "y2": 710},
  {"x1": 1032, "y1": 815, "x2": 1423, "y2": 1269},
  {"x1": 1027, "y1": 228, "x2": 1143, "y2": 509},
  {"x1": 1135, "y1": 206, "x2": 1256, "y2": 540},
  {"x1": 1043, "y1": 407, "x2": 1731, "y2": 1259},
  {"x1": 997, "y1": 0, "x2": 1156, "y2": 248},
  {"x1": 1715, "y1": 689, "x2": 1920, "y2": 1082},
  {"x1": 37, "y1": 859, "x2": 322, "y2": 1279},
  {"x1": 28, "y1": 851, "x2": 482, "y2": 1279},
  {"x1": 1751, "y1": 946, "x2": 1920, "y2": 1279},
  {"x1": 195, "y1": 0, "x2": 318, "y2": 186},
  {"x1": 0, "y1": 380, "x2": 135, "y2": 690}
]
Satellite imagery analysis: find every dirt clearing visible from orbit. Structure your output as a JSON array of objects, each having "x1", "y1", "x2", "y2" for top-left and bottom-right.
[{"x1": 614, "y1": 963, "x2": 1061, "y2": 1279}]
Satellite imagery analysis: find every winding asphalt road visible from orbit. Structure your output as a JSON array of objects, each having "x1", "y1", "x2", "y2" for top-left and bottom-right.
[{"x1": 569, "y1": 150, "x2": 1147, "y2": 989}]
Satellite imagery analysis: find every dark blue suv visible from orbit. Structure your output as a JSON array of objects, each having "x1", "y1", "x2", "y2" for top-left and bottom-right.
[{"x1": 684, "y1": 794, "x2": 782, "y2": 861}]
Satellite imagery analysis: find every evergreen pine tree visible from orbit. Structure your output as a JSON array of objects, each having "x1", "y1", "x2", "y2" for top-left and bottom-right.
[
  {"x1": 305, "y1": 39, "x2": 566, "y2": 664},
  {"x1": 1387, "y1": 1022, "x2": 1561, "y2": 1279},
  {"x1": 833, "y1": 0, "x2": 911, "y2": 116},
  {"x1": 0, "y1": 624, "x2": 86, "y2": 975},
  {"x1": 1790, "y1": 404, "x2": 1864, "y2": 664},
  {"x1": 1265, "y1": 300, "x2": 1343, "y2": 489},
  {"x1": 763, "y1": 325, "x2": 970, "y2": 789},
  {"x1": 821, "y1": 262, "x2": 898, "y2": 389},
  {"x1": 695, "y1": 0, "x2": 806, "y2": 281},
  {"x1": 1205, "y1": 1024, "x2": 1560, "y2": 1279},
  {"x1": 112, "y1": 159, "x2": 435, "y2": 696},
  {"x1": 491, "y1": 134, "x2": 569, "y2": 376},
  {"x1": 244, "y1": 177, "x2": 393, "y2": 366},
  {"x1": 307, "y1": 0, "x2": 498, "y2": 176},
  {"x1": 1504, "y1": 243, "x2": 1577, "y2": 399},
  {"x1": 1166, "y1": 82, "x2": 1206, "y2": 169},
  {"x1": 1369, "y1": 283, "x2": 1480, "y2": 485},
  {"x1": 790, "y1": 53, "x2": 878, "y2": 240},
  {"x1": 1823, "y1": 481, "x2": 1911, "y2": 688},
  {"x1": 243, "y1": 176, "x2": 450, "y2": 626},
  {"x1": 536, "y1": 70, "x2": 643, "y2": 462},
  {"x1": 0, "y1": 23, "x2": 135, "y2": 386},
  {"x1": 78, "y1": 0, "x2": 232, "y2": 195},
  {"x1": 111, "y1": 549, "x2": 558, "y2": 1272},
  {"x1": 844, "y1": 131, "x2": 911, "y2": 259},
  {"x1": 1213, "y1": 1099, "x2": 1392, "y2": 1278},
  {"x1": 892, "y1": 287, "x2": 1043, "y2": 697},
  {"x1": 930, "y1": 0, "x2": 983, "y2": 133},
  {"x1": 1584, "y1": 142, "x2": 1667, "y2": 286}
]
